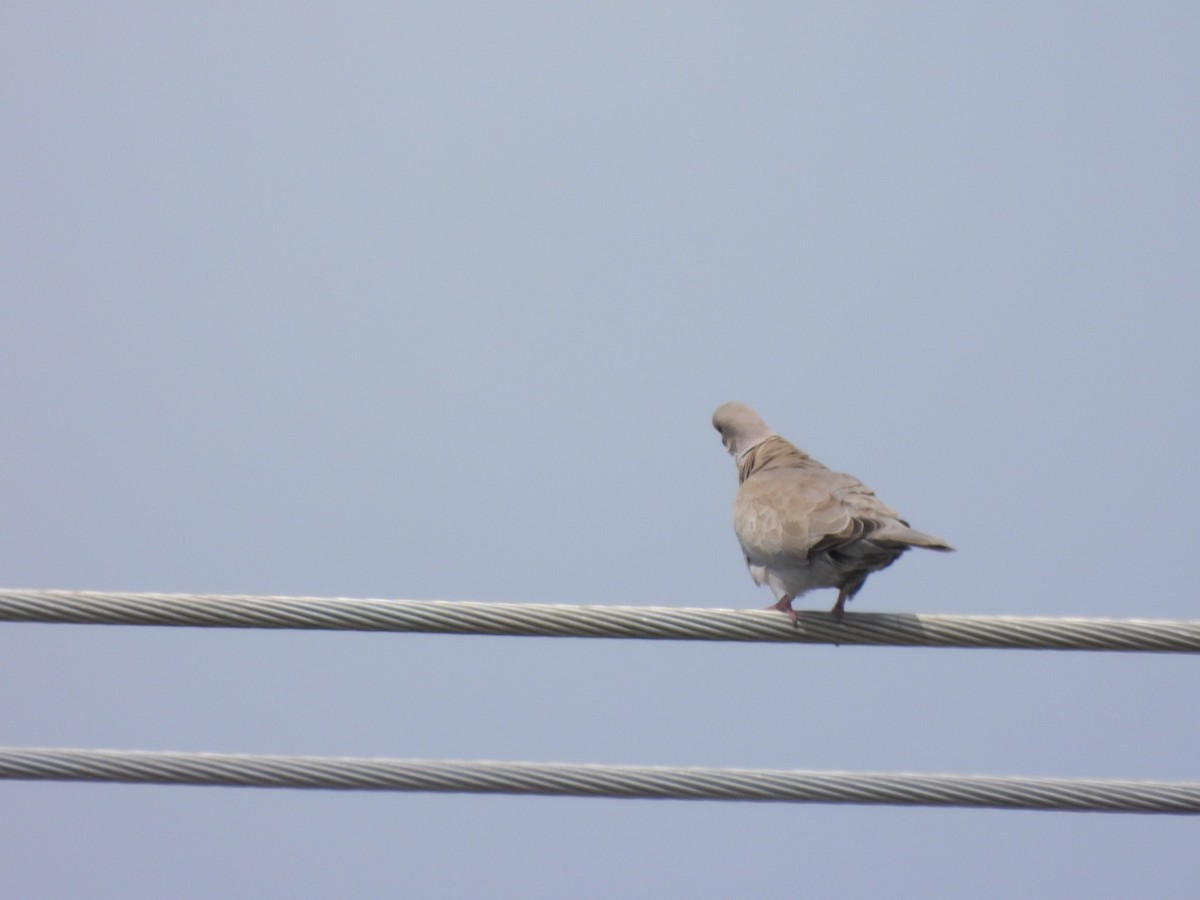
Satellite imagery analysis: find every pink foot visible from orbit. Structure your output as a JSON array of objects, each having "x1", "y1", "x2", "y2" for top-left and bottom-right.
[{"x1": 767, "y1": 596, "x2": 799, "y2": 626}]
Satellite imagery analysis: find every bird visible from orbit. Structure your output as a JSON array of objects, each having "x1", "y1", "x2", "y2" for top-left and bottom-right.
[{"x1": 711, "y1": 402, "x2": 952, "y2": 622}]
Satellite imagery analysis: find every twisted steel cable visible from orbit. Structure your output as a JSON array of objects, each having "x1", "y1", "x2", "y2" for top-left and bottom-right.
[
  {"x1": 1, "y1": 748, "x2": 1197, "y2": 813},
  {"x1": 1, "y1": 589, "x2": 1197, "y2": 652}
]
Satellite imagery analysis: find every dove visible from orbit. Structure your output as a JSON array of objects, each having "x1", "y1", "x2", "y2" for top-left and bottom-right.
[{"x1": 712, "y1": 402, "x2": 952, "y2": 622}]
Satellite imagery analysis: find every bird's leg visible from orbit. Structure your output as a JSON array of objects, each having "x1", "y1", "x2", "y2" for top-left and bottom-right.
[
  {"x1": 831, "y1": 576, "x2": 866, "y2": 622},
  {"x1": 767, "y1": 595, "x2": 798, "y2": 626},
  {"x1": 830, "y1": 590, "x2": 849, "y2": 622}
]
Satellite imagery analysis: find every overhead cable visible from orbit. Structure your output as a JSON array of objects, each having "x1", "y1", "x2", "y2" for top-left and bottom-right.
[
  {"x1": 1, "y1": 589, "x2": 1196, "y2": 652},
  {"x1": 1, "y1": 747, "x2": 1196, "y2": 813}
]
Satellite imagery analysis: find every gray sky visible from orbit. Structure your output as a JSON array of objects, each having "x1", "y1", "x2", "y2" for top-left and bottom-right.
[{"x1": 3, "y1": 4, "x2": 1198, "y2": 898}]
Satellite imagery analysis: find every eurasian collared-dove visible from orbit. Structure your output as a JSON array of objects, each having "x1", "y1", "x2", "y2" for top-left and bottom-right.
[{"x1": 712, "y1": 402, "x2": 952, "y2": 622}]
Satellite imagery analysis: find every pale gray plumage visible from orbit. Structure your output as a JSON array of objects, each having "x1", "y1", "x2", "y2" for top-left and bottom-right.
[{"x1": 712, "y1": 402, "x2": 952, "y2": 621}]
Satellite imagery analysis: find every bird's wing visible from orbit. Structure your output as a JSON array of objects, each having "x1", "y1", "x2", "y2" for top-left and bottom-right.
[
  {"x1": 733, "y1": 468, "x2": 854, "y2": 564},
  {"x1": 735, "y1": 469, "x2": 951, "y2": 565}
]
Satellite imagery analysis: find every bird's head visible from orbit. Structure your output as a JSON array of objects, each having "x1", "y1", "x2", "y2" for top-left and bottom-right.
[{"x1": 712, "y1": 402, "x2": 775, "y2": 459}]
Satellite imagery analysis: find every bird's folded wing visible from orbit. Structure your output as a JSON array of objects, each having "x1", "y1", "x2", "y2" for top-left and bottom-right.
[
  {"x1": 733, "y1": 470, "x2": 854, "y2": 562},
  {"x1": 735, "y1": 469, "x2": 951, "y2": 562}
]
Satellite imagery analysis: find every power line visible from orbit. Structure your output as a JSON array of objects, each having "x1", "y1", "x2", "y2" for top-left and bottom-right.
[
  {"x1": 1, "y1": 747, "x2": 1196, "y2": 813},
  {"x1": 1, "y1": 589, "x2": 1197, "y2": 652},
  {"x1": 4, "y1": 590, "x2": 1196, "y2": 814}
]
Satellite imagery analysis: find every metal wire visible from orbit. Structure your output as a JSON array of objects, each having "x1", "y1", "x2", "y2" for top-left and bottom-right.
[
  {"x1": 1, "y1": 747, "x2": 1196, "y2": 813},
  {"x1": 1, "y1": 589, "x2": 1197, "y2": 652}
]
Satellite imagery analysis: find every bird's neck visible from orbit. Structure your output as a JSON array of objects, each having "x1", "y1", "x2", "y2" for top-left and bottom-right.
[{"x1": 737, "y1": 436, "x2": 822, "y2": 483}]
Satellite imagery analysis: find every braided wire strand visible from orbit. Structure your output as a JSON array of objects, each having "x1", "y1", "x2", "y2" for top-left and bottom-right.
[
  {"x1": 1, "y1": 589, "x2": 1198, "y2": 652},
  {"x1": 1, "y1": 748, "x2": 1197, "y2": 813}
]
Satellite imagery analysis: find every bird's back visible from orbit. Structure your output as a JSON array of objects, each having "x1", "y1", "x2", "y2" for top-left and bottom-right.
[{"x1": 734, "y1": 436, "x2": 951, "y2": 567}]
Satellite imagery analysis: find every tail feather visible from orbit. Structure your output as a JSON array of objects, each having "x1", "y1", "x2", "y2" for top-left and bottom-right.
[{"x1": 878, "y1": 524, "x2": 954, "y2": 551}]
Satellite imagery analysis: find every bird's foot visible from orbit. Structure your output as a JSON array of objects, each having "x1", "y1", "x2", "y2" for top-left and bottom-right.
[{"x1": 767, "y1": 597, "x2": 799, "y2": 627}]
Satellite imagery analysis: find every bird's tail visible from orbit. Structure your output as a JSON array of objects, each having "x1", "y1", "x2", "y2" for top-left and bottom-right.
[{"x1": 880, "y1": 525, "x2": 954, "y2": 551}]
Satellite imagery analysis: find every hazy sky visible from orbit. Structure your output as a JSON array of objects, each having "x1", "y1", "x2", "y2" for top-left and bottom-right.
[{"x1": 3, "y1": 5, "x2": 1198, "y2": 898}]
